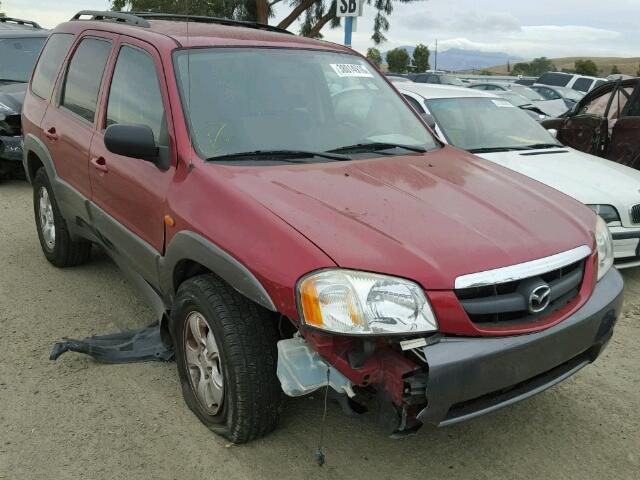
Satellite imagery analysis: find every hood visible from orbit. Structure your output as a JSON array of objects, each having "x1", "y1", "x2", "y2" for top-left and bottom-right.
[
  {"x1": 215, "y1": 146, "x2": 596, "y2": 290},
  {"x1": 479, "y1": 147, "x2": 640, "y2": 227},
  {"x1": 0, "y1": 82, "x2": 26, "y2": 115},
  {"x1": 532, "y1": 99, "x2": 568, "y2": 117}
]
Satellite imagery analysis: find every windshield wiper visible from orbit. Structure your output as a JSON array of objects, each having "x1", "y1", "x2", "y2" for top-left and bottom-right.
[
  {"x1": 0, "y1": 78, "x2": 26, "y2": 83},
  {"x1": 522, "y1": 143, "x2": 563, "y2": 150},
  {"x1": 468, "y1": 146, "x2": 533, "y2": 153},
  {"x1": 328, "y1": 142, "x2": 427, "y2": 154},
  {"x1": 207, "y1": 149, "x2": 351, "y2": 162}
]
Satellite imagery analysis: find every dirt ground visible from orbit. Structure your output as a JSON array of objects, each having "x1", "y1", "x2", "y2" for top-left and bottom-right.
[{"x1": 0, "y1": 179, "x2": 639, "y2": 480}]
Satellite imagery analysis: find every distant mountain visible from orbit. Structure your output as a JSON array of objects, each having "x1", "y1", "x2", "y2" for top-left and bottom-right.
[{"x1": 382, "y1": 47, "x2": 523, "y2": 72}]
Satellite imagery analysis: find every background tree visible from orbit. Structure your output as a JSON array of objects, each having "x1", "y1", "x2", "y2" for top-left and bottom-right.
[
  {"x1": 412, "y1": 43, "x2": 429, "y2": 72},
  {"x1": 111, "y1": 0, "x2": 424, "y2": 44},
  {"x1": 366, "y1": 47, "x2": 382, "y2": 67},
  {"x1": 479, "y1": 69, "x2": 493, "y2": 76},
  {"x1": 636, "y1": 63, "x2": 640, "y2": 77},
  {"x1": 610, "y1": 65, "x2": 621, "y2": 75},
  {"x1": 574, "y1": 59, "x2": 598, "y2": 76},
  {"x1": 511, "y1": 57, "x2": 556, "y2": 77},
  {"x1": 386, "y1": 48, "x2": 409, "y2": 73},
  {"x1": 0, "y1": 1, "x2": 4, "y2": 17}
]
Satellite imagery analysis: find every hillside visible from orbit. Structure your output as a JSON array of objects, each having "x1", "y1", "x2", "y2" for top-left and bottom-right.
[
  {"x1": 485, "y1": 56, "x2": 640, "y2": 76},
  {"x1": 382, "y1": 47, "x2": 522, "y2": 72}
]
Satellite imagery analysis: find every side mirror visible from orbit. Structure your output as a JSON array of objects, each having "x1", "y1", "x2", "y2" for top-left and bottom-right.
[
  {"x1": 421, "y1": 112, "x2": 436, "y2": 129},
  {"x1": 104, "y1": 124, "x2": 159, "y2": 162},
  {"x1": 547, "y1": 128, "x2": 558, "y2": 138}
]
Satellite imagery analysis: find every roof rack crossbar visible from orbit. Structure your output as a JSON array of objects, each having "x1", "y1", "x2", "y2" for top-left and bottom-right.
[
  {"x1": 70, "y1": 10, "x2": 151, "y2": 28},
  {"x1": 0, "y1": 17, "x2": 42, "y2": 29},
  {"x1": 133, "y1": 11, "x2": 293, "y2": 35}
]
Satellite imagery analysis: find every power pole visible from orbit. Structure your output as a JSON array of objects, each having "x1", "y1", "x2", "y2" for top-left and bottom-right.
[{"x1": 434, "y1": 39, "x2": 438, "y2": 71}]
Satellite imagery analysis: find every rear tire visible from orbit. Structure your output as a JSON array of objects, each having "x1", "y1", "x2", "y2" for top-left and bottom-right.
[
  {"x1": 33, "y1": 168, "x2": 91, "y2": 267},
  {"x1": 171, "y1": 274, "x2": 281, "y2": 444}
]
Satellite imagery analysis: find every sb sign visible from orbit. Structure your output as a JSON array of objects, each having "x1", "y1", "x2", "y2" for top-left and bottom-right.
[{"x1": 337, "y1": 0, "x2": 362, "y2": 17}]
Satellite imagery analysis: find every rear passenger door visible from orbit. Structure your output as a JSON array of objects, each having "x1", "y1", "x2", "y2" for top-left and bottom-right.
[
  {"x1": 40, "y1": 33, "x2": 114, "y2": 203},
  {"x1": 88, "y1": 37, "x2": 175, "y2": 285}
]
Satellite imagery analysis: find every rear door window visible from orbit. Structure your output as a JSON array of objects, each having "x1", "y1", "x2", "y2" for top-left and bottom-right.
[
  {"x1": 106, "y1": 45, "x2": 167, "y2": 146},
  {"x1": 573, "y1": 78, "x2": 594, "y2": 92},
  {"x1": 30, "y1": 33, "x2": 74, "y2": 99},
  {"x1": 60, "y1": 38, "x2": 112, "y2": 123}
]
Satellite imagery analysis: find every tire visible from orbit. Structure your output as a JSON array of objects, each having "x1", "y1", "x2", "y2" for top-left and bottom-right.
[
  {"x1": 33, "y1": 168, "x2": 91, "y2": 267},
  {"x1": 171, "y1": 274, "x2": 281, "y2": 443}
]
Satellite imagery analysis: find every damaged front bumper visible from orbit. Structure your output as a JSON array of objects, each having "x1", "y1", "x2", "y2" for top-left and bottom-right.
[
  {"x1": 278, "y1": 268, "x2": 623, "y2": 433},
  {"x1": 419, "y1": 267, "x2": 623, "y2": 426},
  {"x1": 0, "y1": 135, "x2": 22, "y2": 161}
]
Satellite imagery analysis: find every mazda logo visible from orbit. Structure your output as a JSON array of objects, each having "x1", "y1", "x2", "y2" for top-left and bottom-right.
[{"x1": 528, "y1": 284, "x2": 551, "y2": 313}]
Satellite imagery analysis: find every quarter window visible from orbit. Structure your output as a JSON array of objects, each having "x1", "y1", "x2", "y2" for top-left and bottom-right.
[
  {"x1": 31, "y1": 33, "x2": 73, "y2": 99},
  {"x1": 60, "y1": 38, "x2": 111, "y2": 122},
  {"x1": 106, "y1": 46, "x2": 166, "y2": 146}
]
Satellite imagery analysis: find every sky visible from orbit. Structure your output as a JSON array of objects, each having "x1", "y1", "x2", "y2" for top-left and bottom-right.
[{"x1": 3, "y1": 0, "x2": 640, "y2": 60}]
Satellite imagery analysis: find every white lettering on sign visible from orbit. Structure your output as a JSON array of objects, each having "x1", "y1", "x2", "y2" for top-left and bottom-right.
[
  {"x1": 337, "y1": 0, "x2": 362, "y2": 17},
  {"x1": 330, "y1": 63, "x2": 373, "y2": 78}
]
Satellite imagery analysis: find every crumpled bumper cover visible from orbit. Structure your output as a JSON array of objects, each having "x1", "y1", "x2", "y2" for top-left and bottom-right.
[
  {"x1": 0, "y1": 135, "x2": 23, "y2": 162},
  {"x1": 418, "y1": 267, "x2": 624, "y2": 426}
]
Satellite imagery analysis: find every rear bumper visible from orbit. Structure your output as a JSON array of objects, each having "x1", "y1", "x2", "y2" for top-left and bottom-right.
[{"x1": 417, "y1": 267, "x2": 624, "y2": 426}]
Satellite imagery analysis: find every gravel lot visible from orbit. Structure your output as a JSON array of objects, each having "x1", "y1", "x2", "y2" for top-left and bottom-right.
[{"x1": 0, "y1": 179, "x2": 639, "y2": 480}]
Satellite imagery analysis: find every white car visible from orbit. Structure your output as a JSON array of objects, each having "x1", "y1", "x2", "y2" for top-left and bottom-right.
[{"x1": 398, "y1": 83, "x2": 640, "y2": 268}]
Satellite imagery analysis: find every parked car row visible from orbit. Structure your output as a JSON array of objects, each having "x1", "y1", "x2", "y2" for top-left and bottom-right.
[
  {"x1": 0, "y1": 17, "x2": 47, "y2": 179},
  {"x1": 2, "y1": 10, "x2": 633, "y2": 444}
]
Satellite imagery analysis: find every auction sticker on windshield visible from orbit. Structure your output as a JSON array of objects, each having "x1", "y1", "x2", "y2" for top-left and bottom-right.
[
  {"x1": 330, "y1": 63, "x2": 373, "y2": 78},
  {"x1": 492, "y1": 99, "x2": 515, "y2": 108}
]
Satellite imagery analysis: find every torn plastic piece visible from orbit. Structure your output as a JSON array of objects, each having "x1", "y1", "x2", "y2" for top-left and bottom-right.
[
  {"x1": 50, "y1": 322, "x2": 174, "y2": 364},
  {"x1": 277, "y1": 336, "x2": 354, "y2": 398}
]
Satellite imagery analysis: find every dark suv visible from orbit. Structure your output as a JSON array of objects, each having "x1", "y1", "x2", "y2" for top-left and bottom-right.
[
  {"x1": 0, "y1": 17, "x2": 47, "y2": 179},
  {"x1": 22, "y1": 11, "x2": 623, "y2": 443}
]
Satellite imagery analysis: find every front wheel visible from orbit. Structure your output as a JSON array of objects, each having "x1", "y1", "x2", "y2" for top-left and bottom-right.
[{"x1": 171, "y1": 274, "x2": 281, "y2": 443}]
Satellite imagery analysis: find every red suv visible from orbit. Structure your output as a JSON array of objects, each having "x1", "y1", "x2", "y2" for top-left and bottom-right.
[{"x1": 22, "y1": 11, "x2": 623, "y2": 443}]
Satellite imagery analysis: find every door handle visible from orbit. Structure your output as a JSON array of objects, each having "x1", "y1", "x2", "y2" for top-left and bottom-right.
[
  {"x1": 91, "y1": 156, "x2": 108, "y2": 174},
  {"x1": 43, "y1": 127, "x2": 59, "y2": 141}
]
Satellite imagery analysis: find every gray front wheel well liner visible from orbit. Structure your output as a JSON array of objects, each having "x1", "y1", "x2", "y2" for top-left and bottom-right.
[{"x1": 161, "y1": 231, "x2": 276, "y2": 312}]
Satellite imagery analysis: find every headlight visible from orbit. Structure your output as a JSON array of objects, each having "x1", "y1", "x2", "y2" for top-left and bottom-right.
[
  {"x1": 298, "y1": 269, "x2": 438, "y2": 335},
  {"x1": 588, "y1": 204, "x2": 620, "y2": 224},
  {"x1": 595, "y1": 216, "x2": 614, "y2": 281}
]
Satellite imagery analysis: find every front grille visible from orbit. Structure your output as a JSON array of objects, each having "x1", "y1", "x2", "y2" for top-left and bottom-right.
[
  {"x1": 455, "y1": 260, "x2": 585, "y2": 326},
  {"x1": 631, "y1": 204, "x2": 640, "y2": 224}
]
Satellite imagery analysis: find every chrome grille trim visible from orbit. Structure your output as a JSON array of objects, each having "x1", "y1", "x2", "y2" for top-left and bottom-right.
[{"x1": 454, "y1": 245, "x2": 592, "y2": 289}]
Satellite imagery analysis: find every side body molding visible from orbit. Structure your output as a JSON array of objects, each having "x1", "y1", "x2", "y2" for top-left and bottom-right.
[{"x1": 161, "y1": 231, "x2": 277, "y2": 312}]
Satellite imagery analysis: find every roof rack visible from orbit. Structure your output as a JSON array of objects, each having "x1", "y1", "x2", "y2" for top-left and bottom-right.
[
  {"x1": 133, "y1": 12, "x2": 293, "y2": 35},
  {"x1": 70, "y1": 10, "x2": 293, "y2": 35},
  {"x1": 0, "y1": 17, "x2": 42, "y2": 29},
  {"x1": 71, "y1": 11, "x2": 151, "y2": 28}
]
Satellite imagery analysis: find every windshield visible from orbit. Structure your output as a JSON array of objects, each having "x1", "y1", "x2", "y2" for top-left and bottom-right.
[
  {"x1": 555, "y1": 86, "x2": 585, "y2": 102},
  {"x1": 427, "y1": 97, "x2": 559, "y2": 151},
  {"x1": 0, "y1": 37, "x2": 46, "y2": 83},
  {"x1": 173, "y1": 48, "x2": 437, "y2": 161},
  {"x1": 510, "y1": 85, "x2": 545, "y2": 101},
  {"x1": 440, "y1": 75, "x2": 465, "y2": 86},
  {"x1": 495, "y1": 91, "x2": 531, "y2": 107}
]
